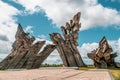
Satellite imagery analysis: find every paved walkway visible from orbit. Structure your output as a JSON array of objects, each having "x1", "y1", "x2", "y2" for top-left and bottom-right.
[{"x1": 0, "y1": 68, "x2": 114, "y2": 80}]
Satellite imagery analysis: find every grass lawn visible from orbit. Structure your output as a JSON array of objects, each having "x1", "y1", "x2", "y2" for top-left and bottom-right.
[
  {"x1": 109, "y1": 69, "x2": 120, "y2": 80},
  {"x1": 79, "y1": 66, "x2": 120, "y2": 80}
]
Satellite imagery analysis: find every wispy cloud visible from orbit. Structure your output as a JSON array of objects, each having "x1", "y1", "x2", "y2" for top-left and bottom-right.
[
  {"x1": 13, "y1": 0, "x2": 42, "y2": 14},
  {"x1": 78, "y1": 38, "x2": 120, "y2": 64},
  {"x1": 36, "y1": 37, "x2": 120, "y2": 65},
  {"x1": 0, "y1": 40, "x2": 12, "y2": 56},
  {"x1": 111, "y1": 0, "x2": 116, "y2": 2},
  {"x1": 12, "y1": 0, "x2": 120, "y2": 30},
  {"x1": 43, "y1": 49, "x2": 63, "y2": 64},
  {"x1": 0, "y1": 1, "x2": 19, "y2": 42},
  {"x1": 0, "y1": 34, "x2": 9, "y2": 41},
  {"x1": 0, "y1": 1, "x2": 19, "y2": 59},
  {"x1": 38, "y1": 34, "x2": 47, "y2": 40},
  {"x1": 24, "y1": 25, "x2": 34, "y2": 34},
  {"x1": 0, "y1": 0, "x2": 120, "y2": 65},
  {"x1": 108, "y1": 38, "x2": 120, "y2": 62}
]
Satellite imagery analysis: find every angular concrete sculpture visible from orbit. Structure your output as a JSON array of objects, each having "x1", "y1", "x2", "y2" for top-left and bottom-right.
[
  {"x1": 87, "y1": 36, "x2": 120, "y2": 68},
  {"x1": 0, "y1": 24, "x2": 55, "y2": 69},
  {"x1": 0, "y1": 12, "x2": 86, "y2": 69},
  {"x1": 50, "y1": 12, "x2": 85, "y2": 67}
]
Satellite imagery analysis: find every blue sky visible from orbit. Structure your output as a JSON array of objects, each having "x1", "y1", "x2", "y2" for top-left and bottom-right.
[
  {"x1": 2, "y1": 0, "x2": 120, "y2": 44},
  {"x1": 0, "y1": 0, "x2": 120, "y2": 64}
]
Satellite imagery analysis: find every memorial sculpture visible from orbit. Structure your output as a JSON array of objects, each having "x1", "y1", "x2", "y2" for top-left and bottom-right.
[
  {"x1": 87, "y1": 36, "x2": 120, "y2": 68},
  {"x1": 0, "y1": 12, "x2": 119, "y2": 69},
  {"x1": 0, "y1": 12, "x2": 85, "y2": 69},
  {"x1": 50, "y1": 12, "x2": 85, "y2": 67},
  {"x1": 0, "y1": 24, "x2": 56, "y2": 69}
]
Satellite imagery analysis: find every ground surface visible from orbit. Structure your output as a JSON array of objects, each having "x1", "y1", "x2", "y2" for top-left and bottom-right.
[{"x1": 0, "y1": 68, "x2": 114, "y2": 80}]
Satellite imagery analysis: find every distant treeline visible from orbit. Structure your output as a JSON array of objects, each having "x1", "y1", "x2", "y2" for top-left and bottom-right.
[{"x1": 40, "y1": 64, "x2": 63, "y2": 67}]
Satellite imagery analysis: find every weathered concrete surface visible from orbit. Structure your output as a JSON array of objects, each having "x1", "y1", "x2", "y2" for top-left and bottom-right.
[
  {"x1": 50, "y1": 12, "x2": 85, "y2": 67},
  {"x1": 0, "y1": 24, "x2": 56, "y2": 69},
  {"x1": 0, "y1": 12, "x2": 85, "y2": 69},
  {"x1": 87, "y1": 36, "x2": 120, "y2": 68},
  {"x1": 0, "y1": 68, "x2": 114, "y2": 80}
]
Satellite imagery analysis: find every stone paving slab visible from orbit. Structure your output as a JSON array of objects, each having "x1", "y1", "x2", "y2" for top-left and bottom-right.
[{"x1": 0, "y1": 68, "x2": 114, "y2": 80}]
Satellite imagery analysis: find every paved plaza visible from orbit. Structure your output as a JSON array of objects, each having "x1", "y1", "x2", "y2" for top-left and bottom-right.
[{"x1": 0, "y1": 68, "x2": 114, "y2": 80}]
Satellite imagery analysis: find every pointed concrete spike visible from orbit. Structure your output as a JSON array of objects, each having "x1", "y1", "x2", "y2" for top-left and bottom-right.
[
  {"x1": 50, "y1": 12, "x2": 86, "y2": 67},
  {"x1": 15, "y1": 24, "x2": 25, "y2": 39},
  {"x1": 73, "y1": 12, "x2": 81, "y2": 23},
  {"x1": 99, "y1": 36, "x2": 108, "y2": 45}
]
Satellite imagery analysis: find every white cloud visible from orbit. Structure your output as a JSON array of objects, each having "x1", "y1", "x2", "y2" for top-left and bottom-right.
[
  {"x1": 0, "y1": 0, "x2": 120, "y2": 65},
  {"x1": 108, "y1": 38, "x2": 120, "y2": 62},
  {"x1": 78, "y1": 42, "x2": 98, "y2": 65},
  {"x1": 0, "y1": 40, "x2": 12, "y2": 61},
  {"x1": 24, "y1": 25, "x2": 33, "y2": 34},
  {"x1": 32, "y1": 37, "x2": 62, "y2": 64},
  {"x1": 34, "y1": 36, "x2": 53, "y2": 53},
  {"x1": 13, "y1": 0, "x2": 42, "y2": 14},
  {"x1": 43, "y1": 49, "x2": 62, "y2": 64},
  {"x1": 36, "y1": 37, "x2": 99, "y2": 65},
  {"x1": 0, "y1": 1, "x2": 19, "y2": 42},
  {"x1": 78, "y1": 43, "x2": 98, "y2": 57},
  {"x1": 78, "y1": 38, "x2": 120, "y2": 65},
  {"x1": 111, "y1": 0, "x2": 116, "y2": 2},
  {"x1": 105, "y1": 0, "x2": 120, "y2": 3},
  {"x1": 0, "y1": 1, "x2": 19, "y2": 60},
  {"x1": 13, "y1": 0, "x2": 120, "y2": 30},
  {"x1": 0, "y1": 40, "x2": 12, "y2": 55},
  {"x1": 38, "y1": 34, "x2": 47, "y2": 40}
]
